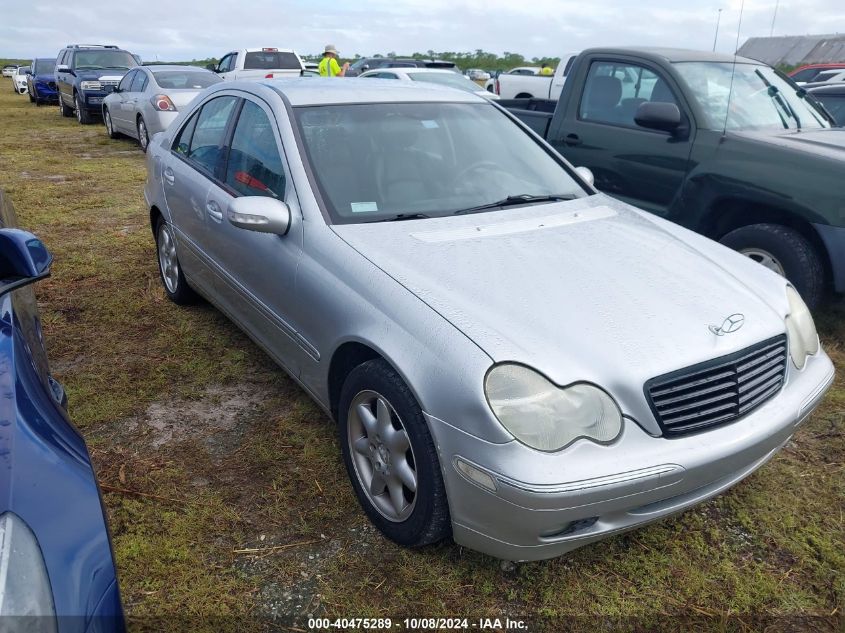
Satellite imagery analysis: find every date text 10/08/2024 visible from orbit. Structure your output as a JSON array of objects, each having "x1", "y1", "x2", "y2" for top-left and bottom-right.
[{"x1": 308, "y1": 618, "x2": 529, "y2": 630}]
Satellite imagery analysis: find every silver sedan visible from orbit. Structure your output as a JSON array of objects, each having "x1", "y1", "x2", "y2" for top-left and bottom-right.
[
  {"x1": 143, "y1": 79, "x2": 834, "y2": 562},
  {"x1": 102, "y1": 65, "x2": 221, "y2": 151}
]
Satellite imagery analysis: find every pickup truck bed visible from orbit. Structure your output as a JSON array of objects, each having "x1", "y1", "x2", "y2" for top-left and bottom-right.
[{"x1": 497, "y1": 98, "x2": 555, "y2": 136}]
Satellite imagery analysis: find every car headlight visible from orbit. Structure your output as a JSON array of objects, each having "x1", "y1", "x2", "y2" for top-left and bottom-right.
[
  {"x1": 484, "y1": 364, "x2": 623, "y2": 451},
  {"x1": 0, "y1": 513, "x2": 57, "y2": 628},
  {"x1": 785, "y1": 286, "x2": 820, "y2": 370},
  {"x1": 80, "y1": 80, "x2": 102, "y2": 91}
]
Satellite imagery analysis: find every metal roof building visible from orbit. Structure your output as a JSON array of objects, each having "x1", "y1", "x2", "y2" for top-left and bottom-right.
[{"x1": 737, "y1": 34, "x2": 845, "y2": 66}]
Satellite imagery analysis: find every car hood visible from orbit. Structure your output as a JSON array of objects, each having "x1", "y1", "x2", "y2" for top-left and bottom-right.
[
  {"x1": 732, "y1": 127, "x2": 845, "y2": 160},
  {"x1": 332, "y1": 195, "x2": 789, "y2": 432},
  {"x1": 34, "y1": 73, "x2": 55, "y2": 82}
]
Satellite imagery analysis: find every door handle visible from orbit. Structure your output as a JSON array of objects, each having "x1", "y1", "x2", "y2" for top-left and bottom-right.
[
  {"x1": 206, "y1": 200, "x2": 223, "y2": 222},
  {"x1": 563, "y1": 133, "x2": 582, "y2": 147},
  {"x1": 163, "y1": 167, "x2": 175, "y2": 185}
]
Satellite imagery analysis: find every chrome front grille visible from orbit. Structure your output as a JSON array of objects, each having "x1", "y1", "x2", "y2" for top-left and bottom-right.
[{"x1": 645, "y1": 335, "x2": 788, "y2": 437}]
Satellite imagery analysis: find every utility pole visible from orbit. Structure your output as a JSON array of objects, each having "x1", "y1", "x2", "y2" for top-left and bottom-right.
[
  {"x1": 770, "y1": 0, "x2": 780, "y2": 36},
  {"x1": 713, "y1": 8, "x2": 723, "y2": 52}
]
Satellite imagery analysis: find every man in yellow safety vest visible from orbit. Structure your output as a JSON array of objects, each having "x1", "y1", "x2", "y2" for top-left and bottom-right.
[{"x1": 319, "y1": 45, "x2": 349, "y2": 77}]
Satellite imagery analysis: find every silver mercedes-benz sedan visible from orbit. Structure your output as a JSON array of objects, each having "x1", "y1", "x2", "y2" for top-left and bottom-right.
[
  {"x1": 102, "y1": 65, "x2": 221, "y2": 151},
  {"x1": 143, "y1": 79, "x2": 834, "y2": 562}
]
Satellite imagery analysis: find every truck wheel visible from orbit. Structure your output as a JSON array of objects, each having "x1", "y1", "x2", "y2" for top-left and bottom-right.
[
  {"x1": 719, "y1": 223, "x2": 824, "y2": 309},
  {"x1": 75, "y1": 93, "x2": 93, "y2": 124},
  {"x1": 59, "y1": 96, "x2": 74, "y2": 117}
]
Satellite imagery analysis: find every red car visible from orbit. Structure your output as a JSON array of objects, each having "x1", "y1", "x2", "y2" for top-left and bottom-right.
[{"x1": 789, "y1": 63, "x2": 845, "y2": 83}]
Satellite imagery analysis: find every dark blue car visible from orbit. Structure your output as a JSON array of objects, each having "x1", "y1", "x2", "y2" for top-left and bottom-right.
[
  {"x1": 27, "y1": 58, "x2": 58, "y2": 105},
  {"x1": 0, "y1": 192, "x2": 125, "y2": 632}
]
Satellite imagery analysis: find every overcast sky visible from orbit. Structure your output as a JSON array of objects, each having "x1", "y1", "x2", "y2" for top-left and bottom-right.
[{"x1": 1, "y1": 0, "x2": 842, "y2": 61}]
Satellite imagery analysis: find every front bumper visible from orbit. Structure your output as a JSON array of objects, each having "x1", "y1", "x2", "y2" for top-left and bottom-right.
[
  {"x1": 80, "y1": 91, "x2": 110, "y2": 112},
  {"x1": 429, "y1": 350, "x2": 835, "y2": 561},
  {"x1": 34, "y1": 83, "x2": 58, "y2": 101}
]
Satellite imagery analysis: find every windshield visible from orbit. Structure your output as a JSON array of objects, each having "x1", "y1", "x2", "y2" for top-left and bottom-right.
[
  {"x1": 34, "y1": 59, "x2": 55, "y2": 74},
  {"x1": 813, "y1": 94, "x2": 845, "y2": 125},
  {"x1": 152, "y1": 70, "x2": 221, "y2": 89},
  {"x1": 673, "y1": 62, "x2": 830, "y2": 131},
  {"x1": 74, "y1": 50, "x2": 138, "y2": 70},
  {"x1": 407, "y1": 72, "x2": 482, "y2": 93},
  {"x1": 295, "y1": 102, "x2": 588, "y2": 224}
]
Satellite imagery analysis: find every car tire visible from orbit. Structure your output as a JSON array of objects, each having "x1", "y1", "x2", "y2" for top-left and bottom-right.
[
  {"x1": 28, "y1": 91, "x2": 35, "y2": 103},
  {"x1": 719, "y1": 223, "x2": 825, "y2": 309},
  {"x1": 75, "y1": 93, "x2": 93, "y2": 124},
  {"x1": 338, "y1": 358, "x2": 451, "y2": 548},
  {"x1": 155, "y1": 217, "x2": 197, "y2": 305},
  {"x1": 104, "y1": 108, "x2": 119, "y2": 139},
  {"x1": 59, "y1": 96, "x2": 74, "y2": 117},
  {"x1": 137, "y1": 116, "x2": 149, "y2": 153}
]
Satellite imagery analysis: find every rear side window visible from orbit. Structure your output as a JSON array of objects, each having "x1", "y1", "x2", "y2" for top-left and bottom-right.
[
  {"x1": 243, "y1": 51, "x2": 301, "y2": 70},
  {"x1": 225, "y1": 101, "x2": 286, "y2": 199},
  {"x1": 181, "y1": 96, "x2": 238, "y2": 174}
]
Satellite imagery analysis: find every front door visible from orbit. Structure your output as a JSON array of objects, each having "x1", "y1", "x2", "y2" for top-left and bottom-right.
[
  {"x1": 549, "y1": 58, "x2": 696, "y2": 216},
  {"x1": 161, "y1": 94, "x2": 239, "y2": 294},
  {"x1": 202, "y1": 96, "x2": 306, "y2": 375},
  {"x1": 110, "y1": 70, "x2": 135, "y2": 132}
]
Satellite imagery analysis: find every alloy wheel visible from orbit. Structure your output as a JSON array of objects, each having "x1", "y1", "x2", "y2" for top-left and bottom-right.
[
  {"x1": 157, "y1": 223, "x2": 180, "y2": 294},
  {"x1": 138, "y1": 118, "x2": 148, "y2": 151},
  {"x1": 347, "y1": 390, "x2": 418, "y2": 522}
]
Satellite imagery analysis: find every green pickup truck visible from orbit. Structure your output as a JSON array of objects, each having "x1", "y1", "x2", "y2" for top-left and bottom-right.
[{"x1": 501, "y1": 47, "x2": 845, "y2": 308}]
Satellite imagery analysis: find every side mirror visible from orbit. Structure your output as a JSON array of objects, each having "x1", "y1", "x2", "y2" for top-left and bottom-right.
[
  {"x1": 0, "y1": 229, "x2": 53, "y2": 296},
  {"x1": 227, "y1": 197, "x2": 291, "y2": 235},
  {"x1": 24, "y1": 68, "x2": 32, "y2": 75},
  {"x1": 56, "y1": 64, "x2": 70, "y2": 74},
  {"x1": 361, "y1": 64, "x2": 369, "y2": 72},
  {"x1": 574, "y1": 166, "x2": 595, "y2": 187},
  {"x1": 634, "y1": 102, "x2": 682, "y2": 133},
  {"x1": 206, "y1": 63, "x2": 217, "y2": 72}
]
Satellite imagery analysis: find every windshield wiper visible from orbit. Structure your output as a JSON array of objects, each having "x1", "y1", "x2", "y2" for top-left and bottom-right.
[
  {"x1": 453, "y1": 194, "x2": 578, "y2": 216},
  {"x1": 368, "y1": 213, "x2": 431, "y2": 222},
  {"x1": 755, "y1": 69, "x2": 801, "y2": 130}
]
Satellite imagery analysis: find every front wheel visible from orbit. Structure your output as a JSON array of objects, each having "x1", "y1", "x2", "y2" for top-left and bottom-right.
[
  {"x1": 137, "y1": 117, "x2": 150, "y2": 152},
  {"x1": 338, "y1": 359, "x2": 451, "y2": 548},
  {"x1": 28, "y1": 91, "x2": 35, "y2": 103},
  {"x1": 104, "y1": 108, "x2": 119, "y2": 139},
  {"x1": 155, "y1": 217, "x2": 197, "y2": 305},
  {"x1": 719, "y1": 223, "x2": 825, "y2": 309}
]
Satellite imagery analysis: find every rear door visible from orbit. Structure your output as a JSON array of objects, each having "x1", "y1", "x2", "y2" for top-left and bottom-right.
[
  {"x1": 548, "y1": 56, "x2": 696, "y2": 215},
  {"x1": 161, "y1": 94, "x2": 239, "y2": 294},
  {"x1": 202, "y1": 96, "x2": 306, "y2": 374}
]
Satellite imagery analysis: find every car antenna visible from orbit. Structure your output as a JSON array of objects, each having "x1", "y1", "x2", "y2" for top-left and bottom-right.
[{"x1": 722, "y1": 0, "x2": 746, "y2": 137}]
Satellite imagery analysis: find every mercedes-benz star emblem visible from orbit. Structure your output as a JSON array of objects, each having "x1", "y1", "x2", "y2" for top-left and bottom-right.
[{"x1": 709, "y1": 313, "x2": 745, "y2": 336}]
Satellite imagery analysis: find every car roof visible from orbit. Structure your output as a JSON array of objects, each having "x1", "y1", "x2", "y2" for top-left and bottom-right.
[
  {"x1": 257, "y1": 77, "x2": 485, "y2": 106},
  {"x1": 581, "y1": 46, "x2": 759, "y2": 65},
  {"x1": 141, "y1": 64, "x2": 213, "y2": 72},
  {"x1": 376, "y1": 68, "x2": 461, "y2": 75}
]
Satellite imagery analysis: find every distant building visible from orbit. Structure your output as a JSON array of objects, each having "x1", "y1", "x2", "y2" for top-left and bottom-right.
[{"x1": 738, "y1": 34, "x2": 845, "y2": 67}]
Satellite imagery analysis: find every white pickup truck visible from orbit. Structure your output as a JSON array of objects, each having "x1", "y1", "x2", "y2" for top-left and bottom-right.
[
  {"x1": 208, "y1": 47, "x2": 304, "y2": 80},
  {"x1": 492, "y1": 54, "x2": 578, "y2": 100}
]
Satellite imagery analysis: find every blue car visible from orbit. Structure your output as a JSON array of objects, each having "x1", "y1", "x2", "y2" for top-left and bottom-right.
[
  {"x1": 0, "y1": 193, "x2": 125, "y2": 632},
  {"x1": 27, "y1": 58, "x2": 58, "y2": 105}
]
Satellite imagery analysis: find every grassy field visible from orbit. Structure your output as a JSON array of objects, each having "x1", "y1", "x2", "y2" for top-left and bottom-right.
[{"x1": 0, "y1": 82, "x2": 842, "y2": 632}]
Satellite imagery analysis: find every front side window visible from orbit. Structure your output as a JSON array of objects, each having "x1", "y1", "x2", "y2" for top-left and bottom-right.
[
  {"x1": 295, "y1": 102, "x2": 588, "y2": 224},
  {"x1": 184, "y1": 96, "x2": 238, "y2": 174},
  {"x1": 579, "y1": 61, "x2": 678, "y2": 127},
  {"x1": 130, "y1": 71, "x2": 148, "y2": 93},
  {"x1": 73, "y1": 50, "x2": 137, "y2": 71},
  {"x1": 225, "y1": 101, "x2": 286, "y2": 199},
  {"x1": 173, "y1": 111, "x2": 199, "y2": 156},
  {"x1": 117, "y1": 70, "x2": 135, "y2": 92},
  {"x1": 673, "y1": 62, "x2": 830, "y2": 131}
]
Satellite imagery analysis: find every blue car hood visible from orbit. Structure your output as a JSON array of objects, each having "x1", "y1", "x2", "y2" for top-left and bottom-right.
[
  {"x1": 34, "y1": 73, "x2": 55, "y2": 83},
  {"x1": 0, "y1": 295, "x2": 123, "y2": 630}
]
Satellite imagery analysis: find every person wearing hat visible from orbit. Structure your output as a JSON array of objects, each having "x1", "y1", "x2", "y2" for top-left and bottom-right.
[{"x1": 319, "y1": 45, "x2": 349, "y2": 77}]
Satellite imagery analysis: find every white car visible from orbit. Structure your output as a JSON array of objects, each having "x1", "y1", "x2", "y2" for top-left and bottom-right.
[
  {"x1": 12, "y1": 66, "x2": 29, "y2": 94},
  {"x1": 466, "y1": 68, "x2": 491, "y2": 81},
  {"x1": 2, "y1": 65, "x2": 18, "y2": 78},
  {"x1": 208, "y1": 47, "x2": 304, "y2": 81},
  {"x1": 359, "y1": 68, "x2": 499, "y2": 99}
]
